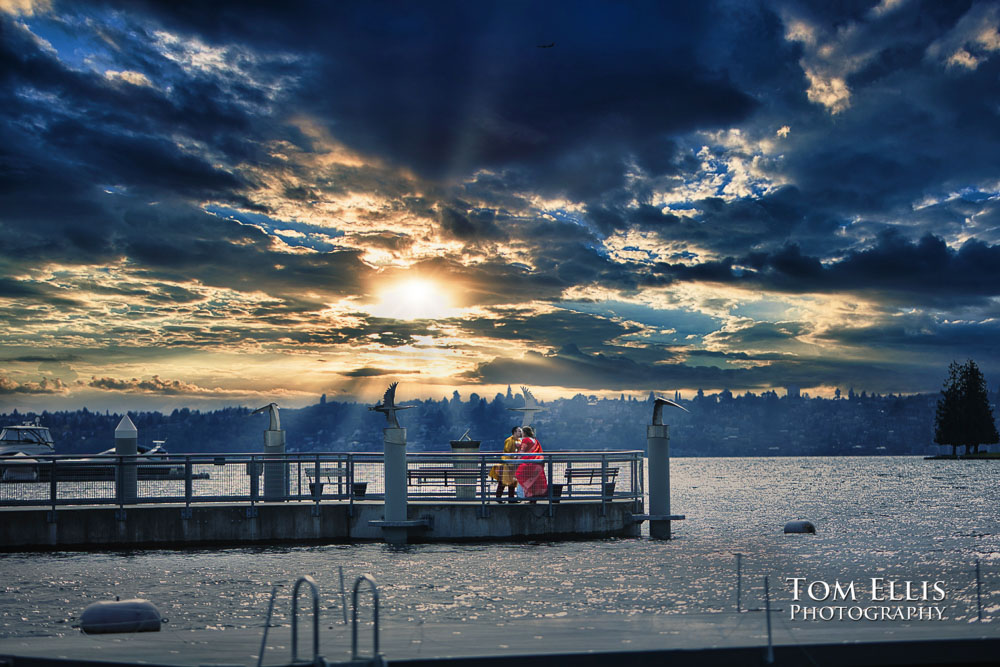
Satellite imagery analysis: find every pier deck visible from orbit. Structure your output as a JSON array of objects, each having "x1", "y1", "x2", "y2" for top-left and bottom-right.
[{"x1": 1, "y1": 611, "x2": 998, "y2": 666}]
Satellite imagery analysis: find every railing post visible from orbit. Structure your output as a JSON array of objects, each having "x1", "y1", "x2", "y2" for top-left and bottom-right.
[
  {"x1": 312, "y1": 456, "x2": 322, "y2": 502},
  {"x1": 600, "y1": 454, "x2": 608, "y2": 516},
  {"x1": 976, "y1": 559, "x2": 983, "y2": 622},
  {"x1": 184, "y1": 457, "x2": 193, "y2": 508},
  {"x1": 249, "y1": 456, "x2": 259, "y2": 505},
  {"x1": 547, "y1": 454, "x2": 554, "y2": 517},
  {"x1": 764, "y1": 575, "x2": 774, "y2": 664},
  {"x1": 736, "y1": 553, "x2": 743, "y2": 612},
  {"x1": 348, "y1": 454, "x2": 355, "y2": 517},
  {"x1": 49, "y1": 458, "x2": 57, "y2": 511},
  {"x1": 479, "y1": 454, "x2": 488, "y2": 517}
]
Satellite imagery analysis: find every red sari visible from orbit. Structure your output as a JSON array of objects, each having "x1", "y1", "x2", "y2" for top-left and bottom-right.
[{"x1": 514, "y1": 437, "x2": 548, "y2": 497}]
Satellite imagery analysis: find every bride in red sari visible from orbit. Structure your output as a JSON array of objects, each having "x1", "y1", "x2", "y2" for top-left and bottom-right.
[{"x1": 514, "y1": 426, "x2": 547, "y2": 501}]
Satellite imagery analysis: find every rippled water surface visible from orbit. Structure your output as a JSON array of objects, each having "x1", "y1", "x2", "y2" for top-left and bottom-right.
[{"x1": 2, "y1": 457, "x2": 999, "y2": 638}]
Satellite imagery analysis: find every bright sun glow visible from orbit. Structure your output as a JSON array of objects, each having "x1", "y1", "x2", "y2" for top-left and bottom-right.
[{"x1": 371, "y1": 279, "x2": 456, "y2": 320}]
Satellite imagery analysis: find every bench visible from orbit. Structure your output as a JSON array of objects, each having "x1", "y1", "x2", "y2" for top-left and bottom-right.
[
  {"x1": 406, "y1": 466, "x2": 483, "y2": 486},
  {"x1": 562, "y1": 466, "x2": 619, "y2": 497},
  {"x1": 304, "y1": 466, "x2": 348, "y2": 480}
]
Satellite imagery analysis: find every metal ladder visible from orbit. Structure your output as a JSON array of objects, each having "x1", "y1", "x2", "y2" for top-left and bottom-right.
[{"x1": 256, "y1": 574, "x2": 383, "y2": 667}]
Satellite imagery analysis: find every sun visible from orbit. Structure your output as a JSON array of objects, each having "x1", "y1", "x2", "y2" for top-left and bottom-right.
[{"x1": 371, "y1": 279, "x2": 456, "y2": 320}]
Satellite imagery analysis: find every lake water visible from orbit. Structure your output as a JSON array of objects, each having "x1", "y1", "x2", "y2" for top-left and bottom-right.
[{"x1": 2, "y1": 456, "x2": 998, "y2": 640}]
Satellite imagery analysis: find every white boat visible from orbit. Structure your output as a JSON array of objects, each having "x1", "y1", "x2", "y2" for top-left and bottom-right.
[
  {"x1": 0, "y1": 419, "x2": 55, "y2": 457},
  {"x1": 0, "y1": 420, "x2": 54, "y2": 482}
]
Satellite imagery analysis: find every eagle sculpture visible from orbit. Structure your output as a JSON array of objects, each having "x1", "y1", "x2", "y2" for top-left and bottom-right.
[
  {"x1": 652, "y1": 395, "x2": 689, "y2": 425},
  {"x1": 369, "y1": 382, "x2": 413, "y2": 428},
  {"x1": 251, "y1": 403, "x2": 281, "y2": 430},
  {"x1": 507, "y1": 386, "x2": 546, "y2": 427}
]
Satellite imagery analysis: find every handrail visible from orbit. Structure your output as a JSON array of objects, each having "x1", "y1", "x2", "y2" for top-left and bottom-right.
[
  {"x1": 352, "y1": 574, "x2": 381, "y2": 661},
  {"x1": 291, "y1": 575, "x2": 321, "y2": 665},
  {"x1": 256, "y1": 585, "x2": 279, "y2": 667},
  {"x1": 0, "y1": 450, "x2": 644, "y2": 508}
]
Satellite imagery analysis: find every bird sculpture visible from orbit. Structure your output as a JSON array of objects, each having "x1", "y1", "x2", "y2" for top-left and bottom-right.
[
  {"x1": 507, "y1": 386, "x2": 546, "y2": 427},
  {"x1": 652, "y1": 395, "x2": 689, "y2": 425},
  {"x1": 369, "y1": 382, "x2": 413, "y2": 428},
  {"x1": 251, "y1": 403, "x2": 281, "y2": 431}
]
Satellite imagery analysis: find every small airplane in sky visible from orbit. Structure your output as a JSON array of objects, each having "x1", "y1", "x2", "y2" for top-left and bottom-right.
[{"x1": 536, "y1": 42, "x2": 555, "y2": 48}]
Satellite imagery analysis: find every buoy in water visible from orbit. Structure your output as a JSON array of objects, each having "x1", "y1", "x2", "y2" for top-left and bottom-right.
[
  {"x1": 784, "y1": 520, "x2": 816, "y2": 534},
  {"x1": 80, "y1": 599, "x2": 162, "y2": 634}
]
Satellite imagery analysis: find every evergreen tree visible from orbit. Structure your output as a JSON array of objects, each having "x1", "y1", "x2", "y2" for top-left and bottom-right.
[{"x1": 934, "y1": 360, "x2": 1000, "y2": 456}]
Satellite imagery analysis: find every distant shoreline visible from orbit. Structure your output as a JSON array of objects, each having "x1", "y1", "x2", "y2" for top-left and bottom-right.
[{"x1": 924, "y1": 452, "x2": 1000, "y2": 460}]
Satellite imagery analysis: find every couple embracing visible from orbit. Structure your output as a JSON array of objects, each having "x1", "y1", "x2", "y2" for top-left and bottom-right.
[{"x1": 489, "y1": 425, "x2": 547, "y2": 503}]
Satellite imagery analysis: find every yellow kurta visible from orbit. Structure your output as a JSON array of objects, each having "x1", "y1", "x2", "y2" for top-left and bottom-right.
[{"x1": 489, "y1": 435, "x2": 519, "y2": 487}]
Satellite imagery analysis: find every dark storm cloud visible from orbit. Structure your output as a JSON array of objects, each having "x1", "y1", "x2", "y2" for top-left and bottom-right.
[
  {"x1": 437, "y1": 205, "x2": 505, "y2": 242},
  {"x1": 625, "y1": 231, "x2": 1000, "y2": 306},
  {"x1": 456, "y1": 307, "x2": 642, "y2": 352},
  {"x1": 705, "y1": 321, "x2": 811, "y2": 347},
  {"x1": 0, "y1": 277, "x2": 81, "y2": 307},
  {"x1": 819, "y1": 317, "x2": 1000, "y2": 357},
  {"x1": 341, "y1": 368, "x2": 421, "y2": 378},
  {"x1": 118, "y1": 202, "x2": 373, "y2": 300},
  {"x1": 754, "y1": 232, "x2": 1000, "y2": 304},
  {"x1": 0, "y1": 354, "x2": 82, "y2": 363},
  {"x1": 0, "y1": 12, "x2": 275, "y2": 282},
  {"x1": 42, "y1": 117, "x2": 248, "y2": 200},
  {"x1": 466, "y1": 343, "x2": 927, "y2": 393},
  {"x1": 68, "y1": 0, "x2": 757, "y2": 199}
]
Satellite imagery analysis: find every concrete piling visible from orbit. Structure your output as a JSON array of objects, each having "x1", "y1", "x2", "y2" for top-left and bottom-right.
[
  {"x1": 115, "y1": 415, "x2": 138, "y2": 505},
  {"x1": 382, "y1": 426, "x2": 408, "y2": 545},
  {"x1": 646, "y1": 396, "x2": 688, "y2": 539},
  {"x1": 646, "y1": 422, "x2": 671, "y2": 539}
]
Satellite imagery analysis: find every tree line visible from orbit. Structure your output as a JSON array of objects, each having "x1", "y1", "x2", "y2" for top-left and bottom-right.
[{"x1": 3, "y1": 371, "x2": 997, "y2": 456}]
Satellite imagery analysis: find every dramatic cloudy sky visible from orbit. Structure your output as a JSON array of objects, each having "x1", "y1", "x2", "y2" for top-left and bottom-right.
[{"x1": 2, "y1": 0, "x2": 1000, "y2": 411}]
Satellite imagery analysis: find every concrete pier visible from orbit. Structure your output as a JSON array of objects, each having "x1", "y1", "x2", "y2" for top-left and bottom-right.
[{"x1": 0, "y1": 500, "x2": 641, "y2": 550}]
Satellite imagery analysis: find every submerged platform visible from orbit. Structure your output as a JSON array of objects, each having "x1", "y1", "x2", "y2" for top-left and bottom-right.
[{"x1": 0, "y1": 499, "x2": 643, "y2": 550}]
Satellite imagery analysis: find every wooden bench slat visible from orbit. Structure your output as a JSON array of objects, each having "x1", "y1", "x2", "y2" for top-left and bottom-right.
[
  {"x1": 563, "y1": 467, "x2": 618, "y2": 483},
  {"x1": 305, "y1": 467, "x2": 348, "y2": 479},
  {"x1": 407, "y1": 466, "x2": 483, "y2": 486}
]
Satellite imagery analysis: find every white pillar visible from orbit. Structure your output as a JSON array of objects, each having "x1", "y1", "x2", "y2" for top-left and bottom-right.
[
  {"x1": 647, "y1": 423, "x2": 671, "y2": 539},
  {"x1": 383, "y1": 427, "x2": 408, "y2": 545},
  {"x1": 115, "y1": 415, "x2": 138, "y2": 505},
  {"x1": 263, "y1": 429, "x2": 287, "y2": 500},
  {"x1": 449, "y1": 439, "x2": 480, "y2": 499}
]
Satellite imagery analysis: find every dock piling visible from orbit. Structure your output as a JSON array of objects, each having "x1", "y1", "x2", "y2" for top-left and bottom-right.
[
  {"x1": 382, "y1": 426, "x2": 408, "y2": 545},
  {"x1": 115, "y1": 415, "x2": 138, "y2": 505}
]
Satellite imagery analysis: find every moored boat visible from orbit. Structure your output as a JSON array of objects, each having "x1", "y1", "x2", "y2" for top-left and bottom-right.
[{"x1": 0, "y1": 419, "x2": 55, "y2": 457}]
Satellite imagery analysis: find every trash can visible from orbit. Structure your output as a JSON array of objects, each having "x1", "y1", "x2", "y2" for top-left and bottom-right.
[
  {"x1": 551, "y1": 483, "x2": 563, "y2": 504},
  {"x1": 449, "y1": 439, "x2": 481, "y2": 499}
]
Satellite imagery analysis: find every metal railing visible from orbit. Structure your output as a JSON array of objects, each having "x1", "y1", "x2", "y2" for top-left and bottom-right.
[{"x1": 0, "y1": 450, "x2": 644, "y2": 510}]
